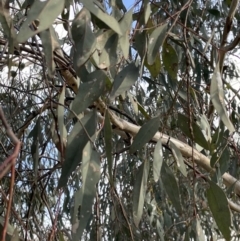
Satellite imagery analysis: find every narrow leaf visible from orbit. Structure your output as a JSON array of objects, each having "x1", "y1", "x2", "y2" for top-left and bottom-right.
[
  {"x1": 177, "y1": 113, "x2": 210, "y2": 150},
  {"x1": 71, "y1": 71, "x2": 106, "y2": 115},
  {"x1": 72, "y1": 142, "x2": 101, "y2": 240},
  {"x1": 147, "y1": 23, "x2": 167, "y2": 65},
  {"x1": 169, "y1": 140, "x2": 187, "y2": 177},
  {"x1": 58, "y1": 112, "x2": 97, "y2": 188},
  {"x1": 57, "y1": 86, "x2": 67, "y2": 152},
  {"x1": 153, "y1": 139, "x2": 163, "y2": 182},
  {"x1": 104, "y1": 111, "x2": 113, "y2": 184},
  {"x1": 72, "y1": 8, "x2": 96, "y2": 69},
  {"x1": 206, "y1": 180, "x2": 231, "y2": 241},
  {"x1": 133, "y1": 160, "x2": 149, "y2": 227},
  {"x1": 162, "y1": 42, "x2": 178, "y2": 80},
  {"x1": 80, "y1": 0, "x2": 122, "y2": 35},
  {"x1": 17, "y1": 0, "x2": 64, "y2": 43},
  {"x1": 210, "y1": 62, "x2": 235, "y2": 133},
  {"x1": 119, "y1": 8, "x2": 133, "y2": 59},
  {"x1": 40, "y1": 27, "x2": 59, "y2": 77},
  {"x1": 130, "y1": 115, "x2": 160, "y2": 154},
  {"x1": 110, "y1": 63, "x2": 139, "y2": 101},
  {"x1": 161, "y1": 161, "x2": 182, "y2": 214}
]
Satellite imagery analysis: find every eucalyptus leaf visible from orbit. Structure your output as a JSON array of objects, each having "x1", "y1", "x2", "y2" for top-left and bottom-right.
[
  {"x1": 147, "y1": 23, "x2": 167, "y2": 65},
  {"x1": 153, "y1": 139, "x2": 163, "y2": 182},
  {"x1": 130, "y1": 115, "x2": 160, "y2": 153},
  {"x1": 72, "y1": 142, "x2": 101, "y2": 240},
  {"x1": 133, "y1": 160, "x2": 149, "y2": 227},
  {"x1": 58, "y1": 112, "x2": 97, "y2": 188},
  {"x1": 207, "y1": 180, "x2": 231, "y2": 241},
  {"x1": 17, "y1": 0, "x2": 64, "y2": 43},
  {"x1": 161, "y1": 161, "x2": 182, "y2": 214},
  {"x1": 110, "y1": 63, "x2": 139, "y2": 101},
  {"x1": 210, "y1": 63, "x2": 235, "y2": 133}
]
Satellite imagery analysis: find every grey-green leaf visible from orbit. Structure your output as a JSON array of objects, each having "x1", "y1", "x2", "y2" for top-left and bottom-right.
[
  {"x1": 153, "y1": 139, "x2": 163, "y2": 182},
  {"x1": 130, "y1": 115, "x2": 160, "y2": 154},
  {"x1": 210, "y1": 63, "x2": 235, "y2": 133},
  {"x1": 110, "y1": 63, "x2": 139, "y2": 101},
  {"x1": 177, "y1": 113, "x2": 210, "y2": 150},
  {"x1": 169, "y1": 140, "x2": 187, "y2": 177},
  {"x1": 72, "y1": 7, "x2": 96, "y2": 69},
  {"x1": 161, "y1": 161, "x2": 182, "y2": 214},
  {"x1": 40, "y1": 26, "x2": 58, "y2": 77},
  {"x1": 58, "y1": 112, "x2": 97, "y2": 188},
  {"x1": 147, "y1": 23, "x2": 167, "y2": 65},
  {"x1": 17, "y1": 0, "x2": 64, "y2": 43},
  {"x1": 104, "y1": 111, "x2": 113, "y2": 184},
  {"x1": 206, "y1": 180, "x2": 231, "y2": 241},
  {"x1": 71, "y1": 71, "x2": 106, "y2": 115},
  {"x1": 80, "y1": 0, "x2": 122, "y2": 35},
  {"x1": 133, "y1": 160, "x2": 149, "y2": 227},
  {"x1": 119, "y1": 8, "x2": 133, "y2": 59},
  {"x1": 72, "y1": 142, "x2": 101, "y2": 240}
]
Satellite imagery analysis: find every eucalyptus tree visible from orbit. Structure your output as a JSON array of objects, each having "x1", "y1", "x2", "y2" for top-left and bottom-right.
[{"x1": 0, "y1": 0, "x2": 240, "y2": 240}]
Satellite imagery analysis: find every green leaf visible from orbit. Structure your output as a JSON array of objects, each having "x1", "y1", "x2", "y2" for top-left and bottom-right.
[
  {"x1": 153, "y1": 139, "x2": 163, "y2": 182},
  {"x1": 80, "y1": 0, "x2": 122, "y2": 35},
  {"x1": 58, "y1": 112, "x2": 97, "y2": 188},
  {"x1": 110, "y1": 63, "x2": 139, "y2": 101},
  {"x1": 72, "y1": 142, "x2": 101, "y2": 240},
  {"x1": 71, "y1": 71, "x2": 106, "y2": 115},
  {"x1": 57, "y1": 85, "x2": 67, "y2": 150},
  {"x1": 94, "y1": 32, "x2": 118, "y2": 69},
  {"x1": 147, "y1": 23, "x2": 167, "y2": 65},
  {"x1": 72, "y1": 7, "x2": 96, "y2": 69},
  {"x1": 169, "y1": 140, "x2": 187, "y2": 177},
  {"x1": 143, "y1": 1, "x2": 151, "y2": 24},
  {"x1": 162, "y1": 42, "x2": 178, "y2": 80},
  {"x1": 133, "y1": 160, "x2": 149, "y2": 227},
  {"x1": 17, "y1": 0, "x2": 64, "y2": 43},
  {"x1": 40, "y1": 26, "x2": 58, "y2": 77},
  {"x1": 206, "y1": 180, "x2": 231, "y2": 241},
  {"x1": 119, "y1": 8, "x2": 133, "y2": 59},
  {"x1": 177, "y1": 113, "x2": 210, "y2": 150},
  {"x1": 161, "y1": 161, "x2": 182, "y2": 214},
  {"x1": 0, "y1": 1, "x2": 16, "y2": 49},
  {"x1": 210, "y1": 63, "x2": 235, "y2": 133},
  {"x1": 144, "y1": 52, "x2": 161, "y2": 78},
  {"x1": 130, "y1": 115, "x2": 159, "y2": 153},
  {"x1": 104, "y1": 111, "x2": 113, "y2": 184}
]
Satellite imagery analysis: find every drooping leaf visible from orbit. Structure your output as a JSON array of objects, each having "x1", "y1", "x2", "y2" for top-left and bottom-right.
[
  {"x1": 210, "y1": 62, "x2": 235, "y2": 133},
  {"x1": 153, "y1": 139, "x2": 163, "y2": 182},
  {"x1": 0, "y1": 0, "x2": 16, "y2": 49},
  {"x1": 17, "y1": 0, "x2": 65, "y2": 43},
  {"x1": 110, "y1": 63, "x2": 139, "y2": 101},
  {"x1": 104, "y1": 111, "x2": 113, "y2": 184},
  {"x1": 130, "y1": 115, "x2": 159, "y2": 153},
  {"x1": 40, "y1": 26, "x2": 59, "y2": 77},
  {"x1": 133, "y1": 160, "x2": 149, "y2": 227},
  {"x1": 162, "y1": 42, "x2": 178, "y2": 80},
  {"x1": 119, "y1": 8, "x2": 133, "y2": 59},
  {"x1": 80, "y1": 0, "x2": 123, "y2": 35},
  {"x1": 206, "y1": 180, "x2": 231, "y2": 241},
  {"x1": 143, "y1": 0, "x2": 151, "y2": 24},
  {"x1": 57, "y1": 85, "x2": 67, "y2": 152},
  {"x1": 161, "y1": 161, "x2": 182, "y2": 214},
  {"x1": 177, "y1": 113, "x2": 210, "y2": 150},
  {"x1": 72, "y1": 7, "x2": 96, "y2": 69},
  {"x1": 169, "y1": 140, "x2": 187, "y2": 177},
  {"x1": 94, "y1": 32, "x2": 119, "y2": 69},
  {"x1": 71, "y1": 71, "x2": 106, "y2": 115},
  {"x1": 147, "y1": 23, "x2": 167, "y2": 65},
  {"x1": 72, "y1": 142, "x2": 101, "y2": 240},
  {"x1": 58, "y1": 112, "x2": 97, "y2": 188}
]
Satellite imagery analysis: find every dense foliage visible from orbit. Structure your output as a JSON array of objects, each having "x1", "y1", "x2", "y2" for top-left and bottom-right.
[{"x1": 0, "y1": 0, "x2": 240, "y2": 240}]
